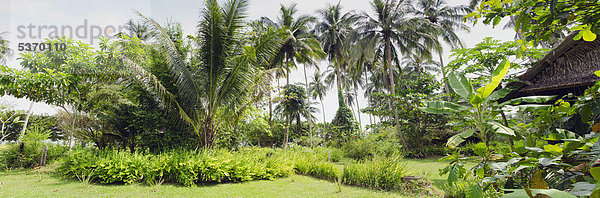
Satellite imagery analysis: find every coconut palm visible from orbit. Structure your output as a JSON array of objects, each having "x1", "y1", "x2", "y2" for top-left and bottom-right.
[
  {"x1": 357, "y1": 0, "x2": 439, "y2": 150},
  {"x1": 308, "y1": 71, "x2": 329, "y2": 124},
  {"x1": 413, "y1": 0, "x2": 469, "y2": 97},
  {"x1": 314, "y1": 3, "x2": 359, "y2": 99},
  {"x1": 123, "y1": 0, "x2": 278, "y2": 148},
  {"x1": 267, "y1": 4, "x2": 325, "y2": 149},
  {"x1": 0, "y1": 32, "x2": 11, "y2": 64},
  {"x1": 124, "y1": 20, "x2": 157, "y2": 41}
]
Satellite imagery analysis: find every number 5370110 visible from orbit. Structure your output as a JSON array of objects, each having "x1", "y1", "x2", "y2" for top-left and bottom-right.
[{"x1": 18, "y1": 43, "x2": 66, "y2": 51}]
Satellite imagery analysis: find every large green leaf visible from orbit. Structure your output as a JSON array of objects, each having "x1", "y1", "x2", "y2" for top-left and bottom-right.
[
  {"x1": 518, "y1": 105, "x2": 552, "y2": 112},
  {"x1": 486, "y1": 88, "x2": 512, "y2": 102},
  {"x1": 503, "y1": 189, "x2": 576, "y2": 198},
  {"x1": 448, "y1": 71, "x2": 472, "y2": 99},
  {"x1": 476, "y1": 59, "x2": 510, "y2": 99},
  {"x1": 591, "y1": 167, "x2": 600, "y2": 182},
  {"x1": 500, "y1": 96, "x2": 557, "y2": 106},
  {"x1": 446, "y1": 129, "x2": 475, "y2": 148},
  {"x1": 543, "y1": 144, "x2": 563, "y2": 155},
  {"x1": 466, "y1": 183, "x2": 483, "y2": 198},
  {"x1": 488, "y1": 121, "x2": 516, "y2": 137}
]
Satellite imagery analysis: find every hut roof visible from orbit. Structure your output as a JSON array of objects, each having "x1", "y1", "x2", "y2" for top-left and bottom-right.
[{"x1": 502, "y1": 33, "x2": 600, "y2": 101}]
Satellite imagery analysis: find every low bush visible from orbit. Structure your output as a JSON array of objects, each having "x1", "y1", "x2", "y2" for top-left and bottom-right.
[
  {"x1": 292, "y1": 150, "x2": 340, "y2": 181},
  {"x1": 58, "y1": 148, "x2": 294, "y2": 186},
  {"x1": 0, "y1": 143, "x2": 68, "y2": 169},
  {"x1": 342, "y1": 156, "x2": 408, "y2": 191},
  {"x1": 341, "y1": 136, "x2": 404, "y2": 161},
  {"x1": 441, "y1": 179, "x2": 502, "y2": 198}
]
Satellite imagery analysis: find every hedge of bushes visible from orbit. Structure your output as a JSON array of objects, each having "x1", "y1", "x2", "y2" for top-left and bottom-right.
[
  {"x1": 0, "y1": 143, "x2": 68, "y2": 169},
  {"x1": 58, "y1": 148, "x2": 294, "y2": 186}
]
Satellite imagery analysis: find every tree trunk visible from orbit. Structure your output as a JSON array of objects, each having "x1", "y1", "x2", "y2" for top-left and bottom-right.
[
  {"x1": 283, "y1": 56, "x2": 291, "y2": 150},
  {"x1": 354, "y1": 87, "x2": 362, "y2": 132},
  {"x1": 320, "y1": 99, "x2": 326, "y2": 124},
  {"x1": 385, "y1": 36, "x2": 409, "y2": 151},
  {"x1": 438, "y1": 51, "x2": 451, "y2": 101},
  {"x1": 17, "y1": 101, "x2": 35, "y2": 144},
  {"x1": 303, "y1": 64, "x2": 313, "y2": 148}
]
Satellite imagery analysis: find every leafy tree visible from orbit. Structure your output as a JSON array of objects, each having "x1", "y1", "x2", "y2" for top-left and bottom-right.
[
  {"x1": 330, "y1": 89, "x2": 359, "y2": 144},
  {"x1": 0, "y1": 105, "x2": 23, "y2": 142},
  {"x1": 275, "y1": 84, "x2": 316, "y2": 146},
  {"x1": 0, "y1": 32, "x2": 11, "y2": 64},
  {"x1": 467, "y1": 0, "x2": 600, "y2": 43},
  {"x1": 447, "y1": 37, "x2": 547, "y2": 86}
]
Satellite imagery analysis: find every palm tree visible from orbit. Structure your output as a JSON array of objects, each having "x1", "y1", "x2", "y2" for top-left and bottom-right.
[
  {"x1": 275, "y1": 84, "x2": 315, "y2": 138},
  {"x1": 358, "y1": 0, "x2": 439, "y2": 150},
  {"x1": 124, "y1": 20, "x2": 157, "y2": 41},
  {"x1": 309, "y1": 71, "x2": 328, "y2": 124},
  {"x1": 268, "y1": 4, "x2": 325, "y2": 149},
  {"x1": 124, "y1": 0, "x2": 276, "y2": 148},
  {"x1": 0, "y1": 32, "x2": 11, "y2": 64},
  {"x1": 314, "y1": 3, "x2": 359, "y2": 101},
  {"x1": 413, "y1": 0, "x2": 469, "y2": 97}
]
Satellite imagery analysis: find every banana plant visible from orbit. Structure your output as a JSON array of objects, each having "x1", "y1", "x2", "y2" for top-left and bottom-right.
[{"x1": 419, "y1": 59, "x2": 515, "y2": 149}]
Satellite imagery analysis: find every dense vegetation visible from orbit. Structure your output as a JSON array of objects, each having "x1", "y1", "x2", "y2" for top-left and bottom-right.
[{"x1": 2, "y1": 0, "x2": 600, "y2": 197}]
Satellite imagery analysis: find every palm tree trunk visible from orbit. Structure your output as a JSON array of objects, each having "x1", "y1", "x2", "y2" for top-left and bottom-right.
[
  {"x1": 354, "y1": 87, "x2": 362, "y2": 132},
  {"x1": 320, "y1": 98, "x2": 326, "y2": 124},
  {"x1": 385, "y1": 37, "x2": 409, "y2": 151},
  {"x1": 303, "y1": 64, "x2": 313, "y2": 148},
  {"x1": 438, "y1": 51, "x2": 451, "y2": 101},
  {"x1": 17, "y1": 101, "x2": 34, "y2": 144},
  {"x1": 283, "y1": 56, "x2": 290, "y2": 150}
]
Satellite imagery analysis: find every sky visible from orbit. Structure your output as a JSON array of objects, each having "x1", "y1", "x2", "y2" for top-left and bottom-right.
[{"x1": 0, "y1": 0, "x2": 517, "y2": 127}]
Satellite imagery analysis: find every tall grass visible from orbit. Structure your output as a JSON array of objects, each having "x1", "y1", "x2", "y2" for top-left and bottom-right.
[
  {"x1": 57, "y1": 147, "x2": 416, "y2": 192},
  {"x1": 343, "y1": 156, "x2": 409, "y2": 191}
]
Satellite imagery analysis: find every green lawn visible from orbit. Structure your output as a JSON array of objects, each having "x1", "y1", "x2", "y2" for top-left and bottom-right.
[
  {"x1": 0, "y1": 157, "x2": 459, "y2": 197},
  {"x1": 0, "y1": 168, "x2": 436, "y2": 197},
  {"x1": 403, "y1": 158, "x2": 476, "y2": 188}
]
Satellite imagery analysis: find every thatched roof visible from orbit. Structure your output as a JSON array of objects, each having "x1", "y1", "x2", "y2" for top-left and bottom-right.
[{"x1": 502, "y1": 33, "x2": 600, "y2": 101}]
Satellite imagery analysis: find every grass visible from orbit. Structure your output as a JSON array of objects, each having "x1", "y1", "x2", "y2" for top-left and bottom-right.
[
  {"x1": 0, "y1": 169, "x2": 429, "y2": 197},
  {"x1": 403, "y1": 158, "x2": 476, "y2": 188}
]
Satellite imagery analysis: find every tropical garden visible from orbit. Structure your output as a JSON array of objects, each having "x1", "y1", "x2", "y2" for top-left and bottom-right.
[{"x1": 1, "y1": 0, "x2": 600, "y2": 197}]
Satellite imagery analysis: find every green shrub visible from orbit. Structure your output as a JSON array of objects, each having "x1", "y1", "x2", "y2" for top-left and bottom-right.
[
  {"x1": 0, "y1": 143, "x2": 68, "y2": 169},
  {"x1": 293, "y1": 154, "x2": 339, "y2": 181},
  {"x1": 328, "y1": 148, "x2": 343, "y2": 162},
  {"x1": 58, "y1": 148, "x2": 294, "y2": 186},
  {"x1": 342, "y1": 156, "x2": 408, "y2": 191},
  {"x1": 342, "y1": 138, "x2": 404, "y2": 161},
  {"x1": 441, "y1": 179, "x2": 502, "y2": 198}
]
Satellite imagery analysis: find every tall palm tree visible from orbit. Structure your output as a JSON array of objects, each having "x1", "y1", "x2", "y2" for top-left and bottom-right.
[
  {"x1": 248, "y1": 20, "x2": 286, "y2": 130},
  {"x1": 124, "y1": 0, "x2": 277, "y2": 148},
  {"x1": 124, "y1": 19, "x2": 159, "y2": 41},
  {"x1": 358, "y1": 0, "x2": 439, "y2": 150},
  {"x1": 413, "y1": 0, "x2": 469, "y2": 97},
  {"x1": 0, "y1": 32, "x2": 11, "y2": 64},
  {"x1": 314, "y1": 3, "x2": 359, "y2": 101},
  {"x1": 268, "y1": 4, "x2": 325, "y2": 149},
  {"x1": 309, "y1": 71, "x2": 328, "y2": 124}
]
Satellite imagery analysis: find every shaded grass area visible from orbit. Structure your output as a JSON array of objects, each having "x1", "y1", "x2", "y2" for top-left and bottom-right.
[
  {"x1": 403, "y1": 158, "x2": 475, "y2": 188},
  {"x1": 0, "y1": 169, "x2": 420, "y2": 197}
]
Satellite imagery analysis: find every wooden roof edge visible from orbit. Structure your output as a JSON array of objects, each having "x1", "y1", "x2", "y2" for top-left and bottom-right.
[{"x1": 519, "y1": 33, "x2": 578, "y2": 81}]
